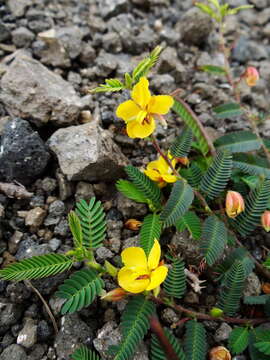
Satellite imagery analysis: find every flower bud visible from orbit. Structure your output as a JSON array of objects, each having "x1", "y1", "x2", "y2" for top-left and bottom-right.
[
  {"x1": 101, "y1": 288, "x2": 126, "y2": 302},
  {"x1": 176, "y1": 157, "x2": 189, "y2": 166},
  {"x1": 209, "y1": 346, "x2": 231, "y2": 360},
  {"x1": 125, "y1": 219, "x2": 142, "y2": 231},
  {"x1": 210, "y1": 307, "x2": 223, "y2": 318},
  {"x1": 244, "y1": 67, "x2": 259, "y2": 87},
  {"x1": 261, "y1": 210, "x2": 270, "y2": 232},
  {"x1": 262, "y1": 282, "x2": 270, "y2": 294},
  {"x1": 225, "y1": 191, "x2": 245, "y2": 218}
]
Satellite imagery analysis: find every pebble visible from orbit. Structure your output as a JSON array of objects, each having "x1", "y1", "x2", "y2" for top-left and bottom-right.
[
  {"x1": 214, "y1": 323, "x2": 232, "y2": 342},
  {"x1": 0, "y1": 344, "x2": 27, "y2": 360},
  {"x1": 243, "y1": 272, "x2": 261, "y2": 297},
  {"x1": 17, "y1": 318, "x2": 38, "y2": 349},
  {"x1": 11, "y1": 27, "x2": 35, "y2": 47},
  {"x1": 25, "y1": 207, "x2": 47, "y2": 227}
]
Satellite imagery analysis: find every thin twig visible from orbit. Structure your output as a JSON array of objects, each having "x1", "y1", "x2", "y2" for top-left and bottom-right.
[{"x1": 24, "y1": 280, "x2": 58, "y2": 334}]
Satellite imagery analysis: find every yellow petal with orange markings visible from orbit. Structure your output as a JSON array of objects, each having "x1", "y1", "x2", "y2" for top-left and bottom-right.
[
  {"x1": 148, "y1": 95, "x2": 174, "y2": 115},
  {"x1": 148, "y1": 239, "x2": 161, "y2": 270},
  {"x1": 136, "y1": 110, "x2": 147, "y2": 124},
  {"x1": 162, "y1": 174, "x2": 178, "y2": 183},
  {"x1": 131, "y1": 77, "x2": 151, "y2": 109},
  {"x1": 116, "y1": 100, "x2": 140, "y2": 122},
  {"x1": 121, "y1": 247, "x2": 148, "y2": 269},
  {"x1": 144, "y1": 168, "x2": 161, "y2": 182},
  {"x1": 126, "y1": 117, "x2": 155, "y2": 139},
  {"x1": 146, "y1": 265, "x2": 168, "y2": 291},
  {"x1": 118, "y1": 267, "x2": 149, "y2": 293}
]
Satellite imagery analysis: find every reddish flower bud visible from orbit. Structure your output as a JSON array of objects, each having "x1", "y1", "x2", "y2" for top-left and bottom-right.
[
  {"x1": 176, "y1": 157, "x2": 189, "y2": 166},
  {"x1": 209, "y1": 346, "x2": 231, "y2": 360},
  {"x1": 101, "y1": 288, "x2": 126, "y2": 302},
  {"x1": 225, "y1": 191, "x2": 245, "y2": 218},
  {"x1": 244, "y1": 67, "x2": 259, "y2": 87},
  {"x1": 262, "y1": 282, "x2": 270, "y2": 294},
  {"x1": 261, "y1": 210, "x2": 270, "y2": 232},
  {"x1": 124, "y1": 219, "x2": 142, "y2": 231}
]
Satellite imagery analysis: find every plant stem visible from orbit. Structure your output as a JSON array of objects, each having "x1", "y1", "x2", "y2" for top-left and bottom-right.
[
  {"x1": 152, "y1": 297, "x2": 269, "y2": 326},
  {"x1": 150, "y1": 315, "x2": 179, "y2": 360}
]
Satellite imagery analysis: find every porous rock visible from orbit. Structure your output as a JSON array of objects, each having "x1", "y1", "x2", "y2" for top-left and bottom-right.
[{"x1": 0, "y1": 344, "x2": 27, "y2": 360}]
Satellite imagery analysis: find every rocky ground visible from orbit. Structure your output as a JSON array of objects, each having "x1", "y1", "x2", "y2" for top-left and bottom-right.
[{"x1": 0, "y1": 0, "x2": 270, "y2": 359}]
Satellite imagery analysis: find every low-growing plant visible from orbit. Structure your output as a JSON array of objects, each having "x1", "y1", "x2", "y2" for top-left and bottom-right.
[{"x1": 1, "y1": 1, "x2": 270, "y2": 359}]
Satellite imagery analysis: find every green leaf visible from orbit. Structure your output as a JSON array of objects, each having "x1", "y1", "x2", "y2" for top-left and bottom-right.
[
  {"x1": 264, "y1": 258, "x2": 270, "y2": 269},
  {"x1": 195, "y1": 3, "x2": 220, "y2": 21},
  {"x1": 170, "y1": 126, "x2": 193, "y2": 158},
  {"x1": 176, "y1": 211, "x2": 201, "y2": 240},
  {"x1": 184, "y1": 320, "x2": 207, "y2": 360},
  {"x1": 172, "y1": 99, "x2": 209, "y2": 156},
  {"x1": 249, "y1": 328, "x2": 270, "y2": 360},
  {"x1": 228, "y1": 327, "x2": 249, "y2": 355},
  {"x1": 91, "y1": 78, "x2": 125, "y2": 93},
  {"x1": 151, "y1": 327, "x2": 186, "y2": 360},
  {"x1": 198, "y1": 65, "x2": 226, "y2": 75},
  {"x1": 217, "y1": 260, "x2": 245, "y2": 316},
  {"x1": 207, "y1": 0, "x2": 220, "y2": 9},
  {"x1": 0, "y1": 253, "x2": 73, "y2": 281},
  {"x1": 233, "y1": 153, "x2": 270, "y2": 179},
  {"x1": 68, "y1": 211, "x2": 83, "y2": 249},
  {"x1": 214, "y1": 131, "x2": 262, "y2": 153},
  {"x1": 213, "y1": 103, "x2": 244, "y2": 118},
  {"x1": 244, "y1": 295, "x2": 270, "y2": 305},
  {"x1": 116, "y1": 180, "x2": 148, "y2": 204},
  {"x1": 132, "y1": 46, "x2": 162, "y2": 83},
  {"x1": 180, "y1": 163, "x2": 203, "y2": 188},
  {"x1": 235, "y1": 179, "x2": 270, "y2": 236},
  {"x1": 160, "y1": 180, "x2": 194, "y2": 228},
  {"x1": 139, "y1": 214, "x2": 162, "y2": 257},
  {"x1": 109, "y1": 295, "x2": 155, "y2": 360},
  {"x1": 164, "y1": 258, "x2": 186, "y2": 299},
  {"x1": 75, "y1": 198, "x2": 106, "y2": 249},
  {"x1": 241, "y1": 175, "x2": 261, "y2": 190},
  {"x1": 227, "y1": 5, "x2": 254, "y2": 15},
  {"x1": 255, "y1": 341, "x2": 270, "y2": 355},
  {"x1": 71, "y1": 346, "x2": 101, "y2": 360},
  {"x1": 124, "y1": 73, "x2": 133, "y2": 89},
  {"x1": 265, "y1": 297, "x2": 270, "y2": 317},
  {"x1": 125, "y1": 165, "x2": 162, "y2": 211},
  {"x1": 56, "y1": 268, "x2": 104, "y2": 315},
  {"x1": 200, "y1": 215, "x2": 227, "y2": 266},
  {"x1": 200, "y1": 150, "x2": 232, "y2": 200}
]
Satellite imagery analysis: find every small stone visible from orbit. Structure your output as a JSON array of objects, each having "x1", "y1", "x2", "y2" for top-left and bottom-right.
[
  {"x1": 11, "y1": 27, "x2": 35, "y2": 47},
  {"x1": 54, "y1": 219, "x2": 69, "y2": 237},
  {"x1": 250, "y1": 0, "x2": 267, "y2": 8},
  {"x1": 171, "y1": 230, "x2": 202, "y2": 265},
  {"x1": 95, "y1": 50, "x2": 118, "y2": 77},
  {"x1": 93, "y1": 321, "x2": 121, "y2": 358},
  {"x1": 79, "y1": 42, "x2": 96, "y2": 65},
  {"x1": 96, "y1": 246, "x2": 114, "y2": 261},
  {"x1": 98, "y1": 0, "x2": 128, "y2": 19},
  {"x1": 7, "y1": 0, "x2": 32, "y2": 17},
  {"x1": 0, "y1": 23, "x2": 10, "y2": 43},
  {"x1": 41, "y1": 177, "x2": 57, "y2": 193},
  {"x1": 214, "y1": 323, "x2": 232, "y2": 342},
  {"x1": 48, "y1": 238, "x2": 61, "y2": 251},
  {"x1": 184, "y1": 291, "x2": 199, "y2": 304},
  {"x1": 25, "y1": 207, "x2": 46, "y2": 227},
  {"x1": 0, "y1": 300, "x2": 23, "y2": 327},
  {"x1": 37, "y1": 320, "x2": 52, "y2": 342},
  {"x1": 75, "y1": 182, "x2": 95, "y2": 201},
  {"x1": 17, "y1": 318, "x2": 38, "y2": 349},
  {"x1": 243, "y1": 272, "x2": 261, "y2": 297},
  {"x1": 151, "y1": 74, "x2": 175, "y2": 94},
  {"x1": 8, "y1": 230, "x2": 23, "y2": 254},
  {"x1": 116, "y1": 193, "x2": 147, "y2": 218},
  {"x1": 0, "y1": 344, "x2": 27, "y2": 360},
  {"x1": 56, "y1": 170, "x2": 73, "y2": 201},
  {"x1": 6, "y1": 282, "x2": 31, "y2": 303},
  {"x1": 161, "y1": 308, "x2": 179, "y2": 325},
  {"x1": 102, "y1": 32, "x2": 122, "y2": 53}
]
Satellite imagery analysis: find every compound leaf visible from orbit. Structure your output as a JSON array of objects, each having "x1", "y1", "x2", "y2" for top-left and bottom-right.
[{"x1": 139, "y1": 214, "x2": 162, "y2": 257}]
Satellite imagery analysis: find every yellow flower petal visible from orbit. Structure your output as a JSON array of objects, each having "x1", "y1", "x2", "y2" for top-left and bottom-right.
[
  {"x1": 121, "y1": 247, "x2": 147, "y2": 269},
  {"x1": 148, "y1": 239, "x2": 161, "y2": 270},
  {"x1": 116, "y1": 100, "x2": 140, "y2": 123},
  {"x1": 148, "y1": 95, "x2": 174, "y2": 115},
  {"x1": 131, "y1": 77, "x2": 151, "y2": 109},
  {"x1": 144, "y1": 168, "x2": 161, "y2": 182},
  {"x1": 146, "y1": 265, "x2": 168, "y2": 291},
  {"x1": 136, "y1": 110, "x2": 147, "y2": 124},
  {"x1": 162, "y1": 174, "x2": 178, "y2": 183},
  {"x1": 126, "y1": 117, "x2": 155, "y2": 139},
  {"x1": 118, "y1": 267, "x2": 149, "y2": 293}
]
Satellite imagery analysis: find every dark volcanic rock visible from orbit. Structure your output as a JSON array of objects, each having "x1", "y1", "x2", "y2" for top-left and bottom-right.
[{"x1": 0, "y1": 118, "x2": 50, "y2": 185}]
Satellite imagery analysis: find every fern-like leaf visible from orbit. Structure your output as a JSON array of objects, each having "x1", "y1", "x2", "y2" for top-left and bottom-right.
[
  {"x1": 76, "y1": 198, "x2": 106, "y2": 249},
  {"x1": 109, "y1": 295, "x2": 155, "y2": 360},
  {"x1": 214, "y1": 131, "x2": 262, "y2": 153},
  {"x1": 264, "y1": 257, "x2": 270, "y2": 269},
  {"x1": 200, "y1": 150, "x2": 232, "y2": 200},
  {"x1": 56, "y1": 268, "x2": 104, "y2": 315},
  {"x1": 164, "y1": 258, "x2": 186, "y2": 299},
  {"x1": 151, "y1": 328, "x2": 186, "y2": 360},
  {"x1": 68, "y1": 211, "x2": 83, "y2": 248},
  {"x1": 235, "y1": 179, "x2": 270, "y2": 236},
  {"x1": 125, "y1": 165, "x2": 162, "y2": 211},
  {"x1": 91, "y1": 78, "x2": 125, "y2": 93},
  {"x1": 170, "y1": 126, "x2": 193, "y2": 158},
  {"x1": 116, "y1": 180, "x2": 148, "y2": 204},
  {"x1": 180, "y1": 163, "x2": 203, "y2": 188},
  {"x1": 172, "y1": 100, "x2": 209, "y2": 156},
  {"x1": 244, "y1": 295, "x2": 270, "y2": 305},
  {"x1": 255, "y1": 340, "x2": 270, "y2": 355},
  {"x1": 249, "y1": 328, "x2": 270, "y2": 360},
  {"x1": 132, "y1": 46, "x2": 162, "y2": 82},
  {"x1": 233, "y1": 153, "x2": 270, "y2": 179},
  {"x1": 160, "y1": 180, "x2": 194, "y2": 228},
  {"x1": 200, "y1": 216, "x2": 227, "y2": 266},
  {"x1": 184, "y1": 320, "x2": 207, "y2": 360},
  {"x1": 228, "y1": 327, "x2": 249, "y2": 355},
  {"x1": 217, "y1": 260, "x2": 245, "y2": 316},
  {"x1": 71, "y1": 346, "x2": 101, "y2": 360},
  {"x1": 176, "y1": 211, "x2": 201, "y2": 240},
  {"x1": 0, "y1": 253, "x2": 73, "y2": 281},
  {"x1": 139, "y1": 214, "x2": 162, "y2": 257}
]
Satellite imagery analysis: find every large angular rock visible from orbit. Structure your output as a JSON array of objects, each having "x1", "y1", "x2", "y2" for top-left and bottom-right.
[
  {"x1": 0, "y1": 118, "x2": 50, "y2": 185},
  {"x1": 47, "y1": 118, "x2": 129, "y2": 181},
  {"x1": 0, "y1": 54, "x2": 82, "y2": 126}
]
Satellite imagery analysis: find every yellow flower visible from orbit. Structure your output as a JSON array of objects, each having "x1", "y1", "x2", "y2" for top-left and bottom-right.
[
  {"x1": 118, "y1": 239, "x2": 168, "y2": 294},
  {"x1": 144, "y1": 153, "x2": 178, "y2": 187},
  {"x1": 225, "y1": 190, "x2": 245, "y2": 218},
  {"x1": 116, "y1": 77, "x2": 173, "y2": 139}
]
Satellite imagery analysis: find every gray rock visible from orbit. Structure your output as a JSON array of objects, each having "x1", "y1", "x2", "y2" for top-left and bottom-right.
[
  {"x1": 11, "y1": 27, "x2": 35, "y2": 47},
  {"x1": 122, "y1": 235, "x2": 139, "y2": 250},
  {"x1": 98, "y1": 0, "x2": 128, "y2": 19},
  {"x1": 102, "y1": 32, "x2": 122, "y2": 53},
  {"x1": 233, "y1": 36, "x2": 268, "y2": 63},
  {"x1": 25, "y1": 207, "x2": 47, "y2": 227},
  {"x1": 96, "y1": 246, "x2": 114, "y2": 261},
  {"x1": 48, "y1": 120, "x2": 128, "y2": 182},
  {"x1": 0, "y1": 300, "x2": 23, "y2": 327},
  {"x1": 44, "y1": 200, "x2": 65, "y2": 226},
  {"x1": 79, "y1": 42, "x2": 96, "y2": 65},
  {"x1": 0, "y1": 54, "x2": 82, "y2": 127},
  {"x1": 75, "y1": 182, "x2": 95, "y2": 201},
  {"x1": 7, "y1": 0, "x2": 32, "y2": 17},
  {"x1": 95, "y1": 50, "x2": 118, "y2": 77},
  {"x1": 214, "y1": 323, "x2": 232, "y2": 342},
  {"x1": 132, "y1": 27, "x2": 158, "y2": 54},
  {"x1": 0, "y1": 344, "x2": 27, "y2": 360},
  {"x1": 250, "y1": 0, "x2": 267, "y2": 8},
  {"x1": 56, "y1": 170, "x2": 73, "y2": 201},
  {"x1": 16, "y1": 237, "x2": 51, "y2": 261},
  {"x1": 41, "y1": 177, "x2": 57, "y2": 193},
  {"x1": 54, "y1": 219, "x2": 69, "y2": 237},
  {"x1": 17, "y1": 318, "x2": 38, "y2": 349},
  {"x1": 54, "y1": 313, "x2": 93, "y2": 360},
  {"x1": 184, "y1": 291, "x2": 199, "y2": 304},
  {"x1": 178, "y1": 7, "x2": 214, "y2": 46},
  {"x1": 54, "y1": 27, "x2": 83, "y2": 59},
  {"x1": 0, "y1": 118, "x2": 50, "y2": 185},
  {"x1": 6, "y1": 282, "x2": 31, "y2": 303},
  {"x1": 116, "y1": 193, "x2": 147, "y2": 218},
  {"x1": 0, "y1": 23, "x2": 10, "y2": 42},
  {"x1": 161, "y1": 308, "x2": 179, "y2": 325},
  {"x1": 151, "y1": 74, "x2": 175, "y2": 94},
  {"x1": 243, "y1": 272, "x2": 261, "y2": 297},
  {"x1": 48, "y1": 238, "x2": 61, "y2": 251},
  {"x1": 171, "y1": 230, "x2": 202, "y2": 265},
  {"x1": 37, "y1": 320, "x2": 52, "y2": 342},
  {"x1": 93, "y1": 321, "x2": 121, "y2": 359}
]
